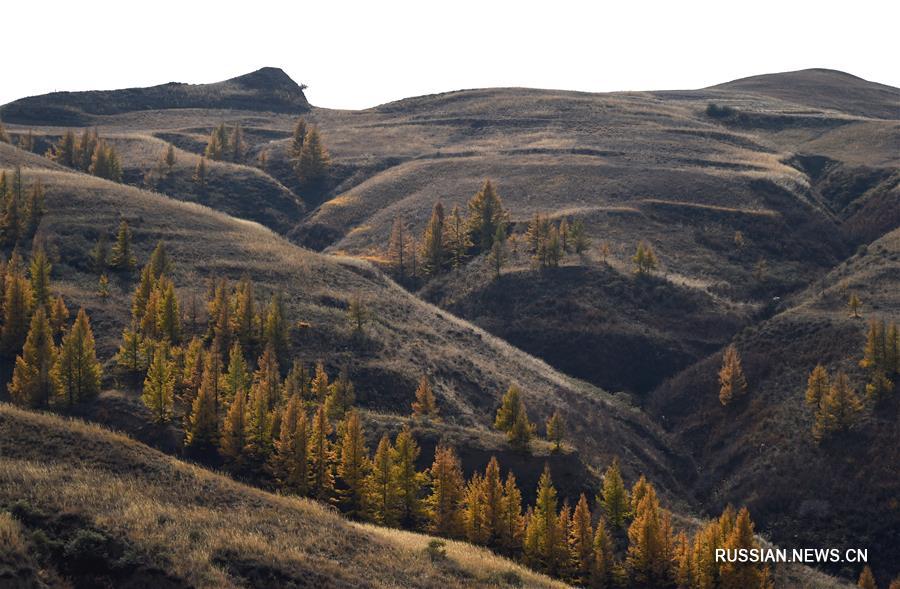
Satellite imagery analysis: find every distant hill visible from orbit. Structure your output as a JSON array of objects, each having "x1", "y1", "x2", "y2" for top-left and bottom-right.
[
  {"x1": 0, "y1": 67, "x2": 310, "y2": 125},
  {"x1": 710, "y1": 68, "x2": 900, "y2": 119}
]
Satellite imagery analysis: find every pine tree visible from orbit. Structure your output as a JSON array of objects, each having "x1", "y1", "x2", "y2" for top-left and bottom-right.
[
  {"x1": 308, "y1": 405, "x2": 335, "y2": 501},
  {"x1": 109, "y1": 220, "x2": 136, "y2": 271},
  {"x1": 805, "y1": 364, "x2": 830, "y2": 408},
  {"x1": 598, "y1": 458, "x2": 630, "y2": 529},
  {"x1": 848, "y1": 293, "x2": 862, "y2": 318},
  {"x1": 570, "y1": 493, "x2": 594, "y2": 585},
  {"x1": 338, "y1": 410, "x2": 370, "y2": 518},
  {"x1": 411, "y1": 376, "x2": 439, "y2": 419},
  {"x1": 53, "y1": 309, "x2": 102, "y2": 408},
  {"x1": 289, "y1": 117, "x2": 307, "y2": 159},
  {"x1": 391, "y1": 426, "x2": 426, "y2": 528},
  {"x1": 368, "y1": 434, "x2": 398, "y2": 525},
  {"x1": 720, "y1": 507, "x2": 764, "y2": 589},
  {"x1": 426, "y1": 445, "x2": 466, "y2": 538},
  {"x1": 9, "y1": 308, "x2": 57, "y2": 408},
  {"x1": 718, "y1": 344, "x2": 748, "y2": 406},
  {"x1": 546, "y1": 410, "x2": 564, "y2": 452},
  {"x1": 465, "y1": 180, "x2": 507, "y2": 253},
  {"x1": 295, "y1": 126, "x2": 330, "y2": 185},
  {"x1": 421, "y1": 201, "x2": 446, "y2": 276},
  {"x1": 858, "y1": 566, "x2": 877, "y2": 589},
  {"x1": 193, "y1": 156, "x2": 208, "y2": 189},
  {"x1": 814, "y1": 371, "x2": 863, "y2": 441},
  {"x1": 444, "y1": 204, "x2": 470, "y2": 268},
  {"x1": 142, "y1": 342, "x2": 175, "y2": 424},
  {"x1": 494, "y1": 384, "x2": 523, "y2": 431},
  {"x1": 220, "y1": 386, "x2": 249, "y2": 467}
]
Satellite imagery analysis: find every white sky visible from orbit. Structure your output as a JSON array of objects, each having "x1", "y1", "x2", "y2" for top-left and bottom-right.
[{"x1": 3, "y1": 0, "x2": 898, "y2": 110}]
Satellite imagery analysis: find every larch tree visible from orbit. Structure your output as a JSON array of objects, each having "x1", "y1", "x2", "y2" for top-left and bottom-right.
[
  {"x1": 508, "y1": 402, "x2": 535, "y2": 453},
  {"x1": 49, "y1": 295, "x2": 69, "y2": 342},
  {"x1": 426, "y1": 445, "x2": 466, "y2": 538},
  {"x1": 529, "y1": 465, "x2": 567, "y2": 576},
  {"x1": 489, "y1": 223, "x2": 507, "y2": 279},
  {"x1": 848, "y1": 293, "x2": 862, "y2": 318},
  {"x1": 598, "y1": 458, "x2": 629, "y2": 529},
  {"x1": 324, "y1": 368, "x2": 355, "y2": 420},
  {"x1": 465, "y1": 180, "x2": 507, "y2": 254},
  {"x1": 50, "y1": 131, "x2": 77, "y2": 168},
  {"x1": 632, "y1": 241, "x2": 658, "y2": 275},
  {"x1": 411, "y1": 376, "x2": 439, "y2": 420},
  {"x1": 109, "y1": 220, "x2": 136, "y2": 271},
  {"x1": 570, "y1": 218, "x2": 590, "y2": 255},
  {"x1": 311, "y1": 360, "x2": 330, "y2": 403},
  {"x1": 9, "y1": 308, "x2": 57, "y2": 408},
  {"x1": 338, "y1": 410, "x2": 371, "y2": 518},
  {"x1": 720, "y1": 507, "x2": 765, "y2": 589},
  {"x1": 253, "y1": 344, "x2": 281, "y2": 409},
  {"x1": 223, "y1": 341, "x2": 251, "y2": 405},
  {"x1": 498, "y1": 472, "x2": 525, "y2": 554},
  {"x1": 244, "y1": 378, "x2": 274, "y2": 467},
  {"x1": 387, "y1": 217, "x2": 407, "y2": 279},
  {"x1": 858, "y1": 566, "x2": 877, "y2": 589},
  {"x1": 29, "y1": 248, "x2": 51, "y2": 312},
  {"x1": 142, "y1": 342, "x2": 175, "y2": 424},
  {"x1": 347, "y1": 293, "x2": 370, "y2": 336},
  {"x1": 193, "y1": 156, "x2": 208, "y2": 189},
  {"x1": 164, "y1": 144, "x2": 176, "y2": 168},
  {"x1": 286, "y1": 405, "x2": 310, "y2": 496},
  {"x1": 570, "y1": 493, "x2": 594, "y2": 585},
  {"x1": 230, "y1": 123, "x2": 245, "y2": 162},
  {"x1": 813, "y1": 371, "x2": 863, "y2": 442},
  {"x1": 263, "y1": 292, "x2": 288, "y2": 364},
  {"x1": 308, "y1": 405, "x2": 336, "y2": 501},
  {"x1": 391, "y1": 426, "x2": 426, "y2": 528},
  {"x1": 156, "y1": 277, "x2": 181, "y2": 344},
  {"x1": 368, "y1": 434, "x2": 398, "y2": 526},
  {"x1": 592, "y1": 517, "x2": 615, "y2": 588},
  {"x1": 444, "y1": 204, "x2": 470, "y2": 268},
  {"x1": 53, "y1": 308, "x2": 102, "y2": 408},
  {"x1": 289, "y1": 117, "x2": 307, "y2": 159},
  {"x1": 546, "y1": 409, "x2": 564, "y2": 452},
  {"x1": 186, "y1": 360, "x2": 220, "y2": 453},
  {"x1": 420, "y1": 201, "x2": 446, "y2": 276},
  {"x1": 295, "y1": 126, "x2": 330, "y2": 185},
  {"x1": 494, "y1": 384, "x2": 523, "y2": 432},
  {"x1": 805, "y1": 364, "x2": 830, "y2": 408},
  {"x1": 482, "y1": 456, "x2": 505, "y2": 545},
  {"x1": 464, "y1": 473, "x2": 488, "y2": 545},
  {"x1": 220, "y1": 387, "x2": 249, "y2": 467},
  {"x1": 626, "y1": 484, "x2": 671, "y2": 586},
  {"x1": 718, "y1": 344, "x2": 748, "y2": 406},
  {"x1": 1, "y1": 254, "x2": 33, "y2": 356}
]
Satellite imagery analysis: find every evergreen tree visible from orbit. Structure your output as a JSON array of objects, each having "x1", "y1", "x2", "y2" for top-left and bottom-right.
[
  {"x1": 142, "y1": 342, "x2": 175, "y2": 424},
  {"x1": 570, "y1": 493, "x2": 594, "y2": 585},
  {"x1": 308, "y1": 405, "x2": 336, "y2": 501},
  {"x1": 368, "y1": 434, "x2": 398, "y2": 525},
  {"x1": 718, "y1": 344, "x2": 748, "y2": 406},
  {"x1": 570, "y1": 219, "x2": 590, "y2": 255},
  {"x1": 420, "y1": 201, "x2": 446, "y2": 276},
  {"x1": 109, "y1": 220, "x2": 136, "y2": 271},
  {"x1": 598, "y1": 458, "x2": 630, "y2": 529},
  {"x1": 76, "y1": 129, "x2": 99, "y2": 171},
  {"x1": 295, "y1": 126, "x2": 330, "y2": 184},
  {"x1": 546, "y1": 409, "x2": 564, "y2": 452},
  {"x1": 814, "y1": 371, "x2": 863, "y2": 441},
  {"x1": 465, "y1": 180, "x2": 507, "y2": 253},
  {"x1": 338, "y1": 410, "x2": 370, "y2": 518},
  {"x1": 411, "y1": 376, "x2": 439, "y2": 419},
  {"x1": 805, "y1": 364, "x2": 830, "y2": 408},
  {"x1": 391, "y1": 426, "x2": 426, "y2": 528},
  {"x1": 220, "y1": 387, "x2": 249, "y2": 467},
  {"x1": 426, "y1": 445, "x2": 466, "y2": 538},
  {"x1": 9, "y1": 308, "x2": 57, "y2": 408},
  {"x1": 53, "y1": 309, "x2": 102, "y2": 408},
  {"x1": 1, "y1": 253, "x2": 32, "y2": 356},
  {"x1": 886, "y1": 322, "x2": 899, "y2": 374},
  {"x1": 290, "y1": 118, "x2": 307, "y2": 159},
  {"x1": 147, "y1": 241, "x2": 173, "y2": 279}
]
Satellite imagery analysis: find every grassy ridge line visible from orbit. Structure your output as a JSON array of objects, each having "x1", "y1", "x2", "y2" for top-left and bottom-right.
[{"x1": 0, "y1": 403, "x2": 565, "y2": 588}]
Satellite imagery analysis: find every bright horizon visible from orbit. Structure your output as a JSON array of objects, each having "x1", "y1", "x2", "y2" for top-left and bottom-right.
[{"x1": 3, "y1": 0, "x2": 898, "y2": 111}]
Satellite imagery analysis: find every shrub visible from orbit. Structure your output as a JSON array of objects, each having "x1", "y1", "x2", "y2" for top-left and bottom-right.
[
  {"x1": 425, "y1": 539, "x2": 447, "y2": 563},
  {"x1": 0, "y1": 512, "x2": 27, "y2": 558},
  {"x1": 64, "y1": 528, "x2": 112, "y2": 573},
  {"x1": 706, "y1": 102, "x2": 737, "y2": 119}
]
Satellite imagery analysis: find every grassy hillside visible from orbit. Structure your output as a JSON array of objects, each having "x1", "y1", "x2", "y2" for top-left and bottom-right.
[{"x1": 0, "y1": 403, "x2": 565, "y2": 588}]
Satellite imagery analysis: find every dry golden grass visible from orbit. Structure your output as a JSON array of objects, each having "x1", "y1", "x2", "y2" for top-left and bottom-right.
[{"x1": 0, "y1": 403, "x2": 563, "y2": 588}]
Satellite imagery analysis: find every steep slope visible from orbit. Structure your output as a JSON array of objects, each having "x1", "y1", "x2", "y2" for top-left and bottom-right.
[
  {"x1": 0, "y1": 67, "x2": 310, "y2": 125},
  {"x1": 0, "y1": 403, "x2": 565, "y2": 588},
  {"x1": 647, "y1": 228, "x2": 900, "y2": 580},
  {"x1": 0, "y1": 153, "x2": 689, "y2": 502}
]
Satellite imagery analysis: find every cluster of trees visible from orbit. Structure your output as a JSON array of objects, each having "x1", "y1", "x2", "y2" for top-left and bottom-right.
[
  {"x1": 289, "y1": 117, "x2": 330, "y2": 186},
  {"x1": 4, "y1": 249, "x2": 102, "y2": 409},
  {"x1": 388, "y1": 180, "x2": 509, "y2": 281},
  {"x1": 0, "y1": 167, "x2": 45, "y2": 247},
  {"x1": 0, "y1": 124, "x2": 36, "y2": 152},
  {"x1": 48, "y1": 129, "x2": 122, "y2": 181},
  {"x1": 204, "y1": 123, "x2": 246, "y2": 163},
  {"x1": 632, "y1": 240, "x2": 659, "y2": 275},
  {"x1": 524, "y1": 213, "x2": 589, "y2": 269},
  {"x1": 859, "y1": 319, "x2": 898, "y2": 402}
]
